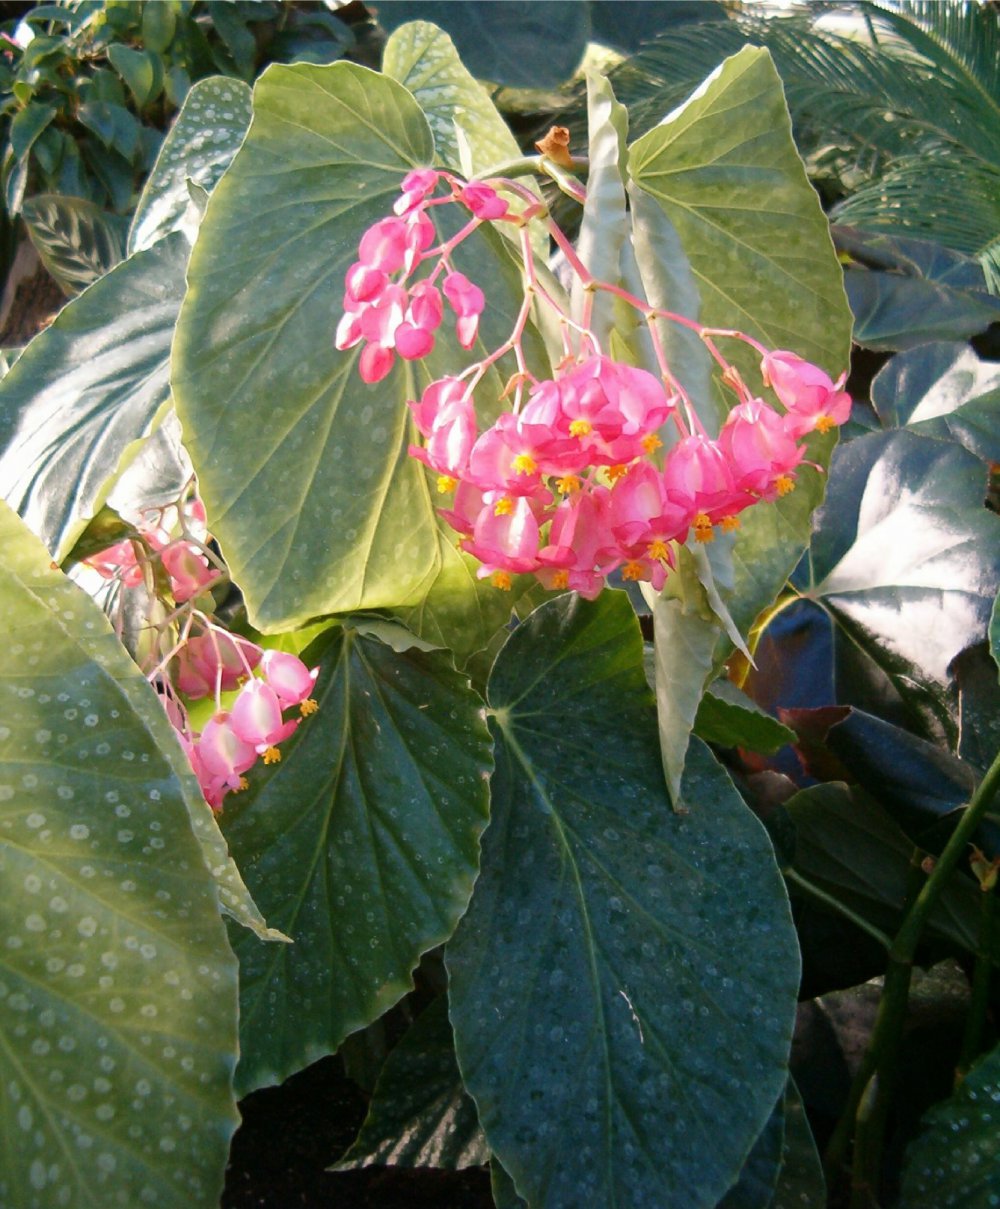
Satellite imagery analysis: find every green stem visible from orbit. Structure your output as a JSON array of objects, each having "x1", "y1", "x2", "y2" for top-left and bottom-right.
[
  {"x1": 957, "y1": 881, "x2": 997, "y2": 1081},
  {"x1": 784, "y1": 868, "x2": 891, "y2": 950},
  {"x1": 824, "y1": 744, "x2": 1000, "y2": 1198}
]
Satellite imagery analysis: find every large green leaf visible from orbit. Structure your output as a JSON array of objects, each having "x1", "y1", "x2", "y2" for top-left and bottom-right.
[
  {"x1": 870, "y1": 341, "x2": 1000, "y2": 464},
  {"x1": 0, "y1": 500, "x2": 239, "y2": 1209},
  {"x1": 771, "y1": 1079, "x2": 825, "y2": 1209},
  {"x1": 448, "y1": 591, "x2": 799, "y2": 1209},
  {"x1": 900, "y1": 1039, "x2": 1000, "y2": 1207},
  {"x1": 628, "y1": 46, "x2": 852, "y2": 380},
  {"x1": 173, "y1": 61, "x2": 545, "y2": 632},
  {"x1": 0, "y1": 233, "x2": 188, "y2": 561},
  {"x1": 808, "y1": 429, "x2": 1000, "y2": 743},
  {"x1": 128, "y1": 76, "x2": 252, "y2": 255},
  {"x1": 21, "y1": 194, "x2": 126, "y2": 296},
  {"x1": 375, "y1": 1, "x2": 590, "y2": 89},
  {"x1": 333, "y1": 995, "x2": 488, "y2": 1171},
  {"x1": 382, "y1": 21, "x2": 522, "y2": 175},
  {"x1": 221, "y1": 621, "x2": 492, "y2": 1095}
]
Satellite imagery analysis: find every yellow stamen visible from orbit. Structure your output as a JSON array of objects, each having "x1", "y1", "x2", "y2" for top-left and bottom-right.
[
  {"x1": 569, "y1": 419, "x2": 592, "y2": 438},
  {"x1": 552, "y1": 570, "x2": 570, "y2": 590},
  {"x1": 647, "y1": 539, "x2": 669, "y2": 561},
  {"x1": 693, "y1": 513, "x2": 714, "y2": 543},
  {"x1": 263, "y1": 746, "x2": 281, "y2": 765},
  {"x1": 641, "y1": 433, "x2": 663, "y2": 454},
  {"x1": 815, "y1": 415, "x2": 836, "y2": 434},
  {"x1": 494, "y1": 496, "x2": 514, "y2": 516},
  {"x1": 437, "y1": 474, "x2": 458, "y2": 494},
  {"x1": 234, "y1": 777, "x2": 249, "y2": 792},
  {"x1": 512, "y1": 453, "x2": 537, "y2": 475},
  {"x1": 556, "y1": 475, "x2": 581, "y2": 494},
  {"x1": 776, "y1": 474, "x2": 796, "y2": 497},
  {"x1": 622, "y1": 560, "x2": 645, "y2": 582},
  {"x1": 299, "y1": 698, "x2": 319, "y2": 717},
  {"x1": 606, "y1": 464, "x2": 628, "y2": 483},
  {"x1": 720, "y1": 515, "x2": 740, "y2": 533},
  {"x1": 491, "y1": 571, "x2": 512, "y2": 591}
]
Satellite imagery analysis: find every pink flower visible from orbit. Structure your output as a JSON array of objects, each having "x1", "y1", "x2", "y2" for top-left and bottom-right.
[
  {"x1": 462, "y1": 494, "x2": 541, "y2": 575},
  {"x1": 718, "y1": 398, "x2": 804, "y2": 498},
  {"x1": 535, "y1": 486, "x2": 611, "y2": 599},
  {"x1": 260, "y1": 650, "x2": 319, "y2": 708},
  {"x1": 161, "y1": 540, "x2": 216, "y2": 602},
  {"x1": 443, "y1": 272, "x2": 485, "y2": 348},
  {"x1": 609, "y1": 461, "x2": 692, "y2": 552},
  {"x1": 461, "y1": 182, "x2": 509, "y2": 220},
  {"x1": 761, "y1": 350, "x2": 852, "y2": 438},
  {"x1": 358, "y1": 217, "x2": 409, "y2": 273},
  {"x1": 186, "y1": 631, "x2": 261, "y2": 693},
  {"x1": 345, "y1": 262, "x2": 388, "y2": 303},
  {"x1": 408, "y1": 387, "x2": 478, "y2": 479},
  {"x1": 394, "y1": 168, "x2": 440, "y2": 216},
  {"x1": 663, "y1": 435, "x2": 752, "y2": 527},
  {"x1": 197, "y1": 713, "x2": 257, "y2": 789},
  {"x1": 230, "y1": 679, "x2": 298, "y2": 752}
]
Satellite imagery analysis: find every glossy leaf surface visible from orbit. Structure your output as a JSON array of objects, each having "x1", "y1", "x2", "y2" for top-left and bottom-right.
[
  {"x1": 333, "y1": 995, "x2": 487, "y2": 1171},
  {"x1": 221, "y1": 622, "x2": 492, "y2": 1095},
  {"x1": 0, "y1": 233, "x2": 188, "y2": 561},
  {"x1": 0, "y1": 500, "x2": 239, "y2": 1209},
  {"x1": 21, "y1": 194, "x2": 125, "y2": 295},
  {"x1": 694, "y1": 679, "x2": 796, "y2": 754},
  {"x1": 449, "y1": 592, "x2": 799, "y2": 1209},
  {"x1": 809, "y1": 429, "x2": 1000, "y2": 742},
  {"x1": 129, "y1": 76, "x2": 252, "y2": 254}
]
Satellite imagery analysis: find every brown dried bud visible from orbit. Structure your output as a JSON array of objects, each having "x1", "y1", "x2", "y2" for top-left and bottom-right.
[{"x1": 535, "y1": 125, "x2": 573, "y2": 168}]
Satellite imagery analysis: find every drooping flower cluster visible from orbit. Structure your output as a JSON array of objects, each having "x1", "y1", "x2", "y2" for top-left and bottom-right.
[
  {"x1": 337, "y1": 168, "x2": 852, "y2": 600},
  {"x1": 81, "y1": 490, "x2": 318, "y2": 810}
]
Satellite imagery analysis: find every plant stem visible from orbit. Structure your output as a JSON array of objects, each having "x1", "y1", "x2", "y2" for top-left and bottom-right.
[
  {"x1": 823, "y1": 745, "x2": 1000, "y2": 1199},
  {"x1": 784, "y1": 868, "x2": 891, "y2": 950},
  {"x1": 956, "y1": 880, "x2": 997, "y2": 1082}
]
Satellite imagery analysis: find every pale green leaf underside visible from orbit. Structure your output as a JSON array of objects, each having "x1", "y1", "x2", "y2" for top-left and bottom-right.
[{"x1": 0, "y1": 500, "x2": 239, "y2": 1209}]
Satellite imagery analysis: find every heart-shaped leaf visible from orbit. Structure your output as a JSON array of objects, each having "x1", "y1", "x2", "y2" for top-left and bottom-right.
[
  {"x1": 220, "y1": 621, "x2": 492, "y2": 1095},
  {"x1": 333, "y1": 995, "x2": 487, "y2": 1171},
  {"x1": 173, "y1": 61, "x2": 547, "y2": 632},
  {"x1": 448, "y1": 591, "x2": 799, "y2": 1209},
  {"x1": 0, "y1": 232, "x2": 188, "y2": 561},
  {"x1": 128, "y1": 76, "x2": 252, "y2": 254},
  {"x1": 0, "y1": 499, "x2": 239, "y2": 1209}
]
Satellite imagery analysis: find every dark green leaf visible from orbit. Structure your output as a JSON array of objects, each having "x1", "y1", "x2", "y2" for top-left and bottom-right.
[
  {"x1": 845, "y1": 265, "x2": 1000, "y2": 351},
  {"x1": 810, "y1": 430, "x2": 1000, "y2": 743},
  {"x1": 78, "y1": 100, "x2": 141, "y2": 160},
  {"x1": 694, "y1": 679, "x2": 796, "y2": 754},
  {"x1": 0, "y1": 233, "x2": 187, "y2": 561},
  {"x1": 333, "y1": 996, "x2": 488, "y2": 1171},
  {"x1": 449, "y1": 592, "x2": 799, "y2": 1209},
  {"x1": 955, "y1": 644, "x2": 1000, "y2": 775},
  {"x1": 0, "y1": 499, "x2": 239, "y2": 1208},
  {"x1": 107, "y1": 44, "x2": 163, "y2": 110},
  {"x1": 129, "y1": 76, "x2": 252, "y2": 253},
  {"x1": 21, "y1": 194, "x2": 126, "y2": 295},
  {"x1": 206, "y1": 0, "x2": 258, "y2": 77},
  {"x1": 173, "y1": 61, "x2": 547, "y2": 632},
  {"x1": 900, "y1": 1040, "x2": 1000, "y2": 1207},
  {"x1": 142, "y1": 0, "x2": 177, "y2": 52},
  {"x1": 718, "y1": 1089, "x2": 784, "y2": 1208},
  {"x1": 786, "y1": 783, "x2": 982, "y2": 958},
  {"x1": 992, "y1": 593, "x2": 1000, "y2": 681},
  {"x1": 222, "y1": 622, "x2": 492, "y2": 1095},
  {"x1": 376, "y1": 2, "x2": 590, "y2": 88},
  {"x1": 10, "y1": 100, "x2": 57, "y2": 160},
  {"x1": 491, "y1": 1158, "x2": 527, "y2": 1209},
  {"x1": 771, "y1": 1079, "x2": 825, "y2": 1209}
]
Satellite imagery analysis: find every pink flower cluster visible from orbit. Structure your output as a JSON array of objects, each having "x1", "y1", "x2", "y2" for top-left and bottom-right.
[
  {"x1": 168, "y1": 639, "x2": 319, "y2": 811},
  {"x1": 85, "y1": 497, "x2": 218, "y2": 602},
  {"x1": 83, "y1": 491, "x2": 319, "y2": 811},
  {"x1": 335, "y1": 169, "x2": 507, "y2": 383},
  {"x1": 336, "y1": 167, "x2": 852, "y2": 599},
  {"x1": 409, "y1": 350, "x2": 848, "y2": 596}
]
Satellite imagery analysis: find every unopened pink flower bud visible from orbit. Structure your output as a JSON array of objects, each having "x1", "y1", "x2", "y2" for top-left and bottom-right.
[
  {"x1": 461, "y1": 182, "x2": 509, "y2": 220},
  {"x1": 260, "y1": 650, "x2": 319, "y2": 708}
]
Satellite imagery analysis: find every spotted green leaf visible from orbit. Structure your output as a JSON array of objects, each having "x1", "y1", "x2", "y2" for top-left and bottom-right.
[
  {"x1": 448, "y1": 591, "x2": 799, "y2": 1209},
  {"x1": 0, "y1": 499, "x2": 239, "y2": 1209},
  {"x1": 0, "y1": 233, "x2": 188, "y2": 562},
  {"x1": 221, "y1": 621, "x2": 492, "y2": 1095},
  {"x1": 383, "y1": 21, "x2": 521, "y2": 175},
  {"x1": 129, "y1": 76, "x2": 252, "y2": 254},
  {"x1": 173, "y1": 61, "x2": 546, "y2": 632}
]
